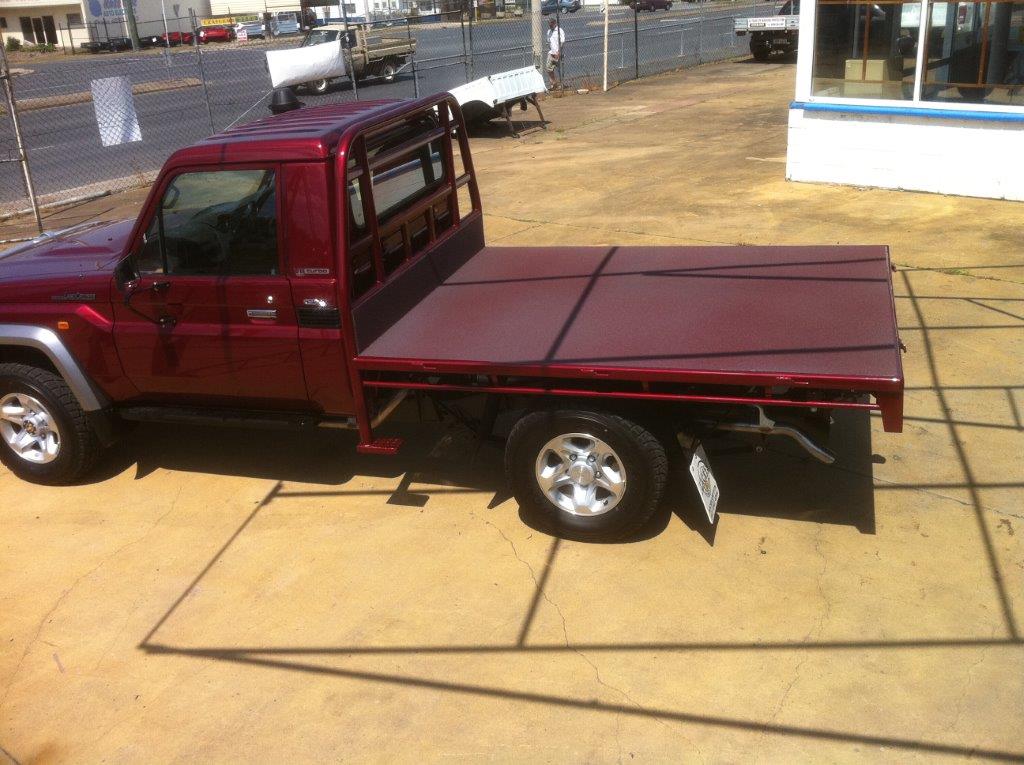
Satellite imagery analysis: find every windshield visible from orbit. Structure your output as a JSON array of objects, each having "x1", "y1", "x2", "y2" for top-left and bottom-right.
[{"x1": 302, "y1": 29, "x2": 340, "y2": 46}]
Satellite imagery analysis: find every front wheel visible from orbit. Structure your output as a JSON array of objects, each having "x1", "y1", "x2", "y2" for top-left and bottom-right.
[
  {"x1": 505, "y1": 409, "x2": 668, "y2": 541},
  {"x1": 0, "y1": 364, "x2": 103, "y2": 485}
]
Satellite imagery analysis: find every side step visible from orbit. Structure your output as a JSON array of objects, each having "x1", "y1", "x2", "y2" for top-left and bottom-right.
[{"x1": 118, "y1": 406, "x2": 355, "y2": 431}]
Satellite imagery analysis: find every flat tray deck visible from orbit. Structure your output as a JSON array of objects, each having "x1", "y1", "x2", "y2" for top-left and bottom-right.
[{"x1": 357, "y1": 245, "x2": 904, "y2": 390}]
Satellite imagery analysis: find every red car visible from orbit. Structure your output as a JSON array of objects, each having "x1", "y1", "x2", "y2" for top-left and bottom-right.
[
  {"x1": 198, "y1": 25, "x2": 235, "y2": 43},
  {"x1": 159, "y1": 30, "x2": 194, "y2": 45}
]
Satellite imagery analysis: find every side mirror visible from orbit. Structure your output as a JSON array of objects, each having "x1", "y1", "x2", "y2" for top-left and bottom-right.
[{"x1": 114, "y1": 257, "x2": 140, "y2": 305}]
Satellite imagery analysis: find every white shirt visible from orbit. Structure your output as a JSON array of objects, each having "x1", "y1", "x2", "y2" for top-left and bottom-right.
[{"x1": 548, "y1": 27, "x2": 565, "y2": 55}]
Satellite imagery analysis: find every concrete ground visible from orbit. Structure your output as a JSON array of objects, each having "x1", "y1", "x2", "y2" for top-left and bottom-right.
[{"x1": 1, "y1": 60, "x2": 1022, "y2": 762}]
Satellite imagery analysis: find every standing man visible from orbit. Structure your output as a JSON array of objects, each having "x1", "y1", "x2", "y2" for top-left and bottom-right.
[{"x1": 546, "y1": 16, "x2": 565, "y2": 90}]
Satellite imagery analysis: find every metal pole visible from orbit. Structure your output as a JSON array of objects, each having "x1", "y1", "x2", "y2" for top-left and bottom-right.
[
  {"x1": 555, "y1": 12, "x2": 562, "y2": 87},
  {"x1": 467, "y1": 0, "x2": 474, "y2": 80},
  {"x1": 633, "y1": 2, "x2": 638, "y2": 80},
  {"x1": 697, "y1": 0, "x2": 702, "y2": 64},
  {"x1": 161, "y1": 0, "x2": 171, "y2": 48},
  {"x1": 407, "y1": 19, "x2": 419, "y2": 97},
  {"x1": 0, "y1": 44, "x2": 43, "y2": 234},
  {"x1": 602, "y1": 0, "x2": 609, "y2": 90},
  {"x1": 341, "y1": 0, "x2": 358, "y2": 98},
  {"x1": 122, "y1": 0, "x2": 141, "y2": 49},
  {"x1": 531, "y1": 0, "x2": 542, "y2": 68},
  {"x1": 191, "y1": 9, "x2": 216, "y2": 133},
  {"x1": 460, "y1": 1, "x2": 470, "y2": 82}
]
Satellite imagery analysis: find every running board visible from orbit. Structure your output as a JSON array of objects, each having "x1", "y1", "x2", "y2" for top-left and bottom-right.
[{"x1": 118, "y1": 406, "x2": 355, "y2": 431}]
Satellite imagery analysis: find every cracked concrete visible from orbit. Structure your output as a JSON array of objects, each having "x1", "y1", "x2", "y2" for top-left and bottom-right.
[{"x1": 1, "y1": 59, "x2": 1023, "y2": 761}]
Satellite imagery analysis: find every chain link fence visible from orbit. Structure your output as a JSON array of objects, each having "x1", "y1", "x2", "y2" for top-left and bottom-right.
[{"x1": 1, "y1": 0, "x2": 781, "y2": 225}]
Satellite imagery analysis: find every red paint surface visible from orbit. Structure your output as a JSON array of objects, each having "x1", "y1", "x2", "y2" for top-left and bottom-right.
[{"x1": 358, "y1": 245, "x2": 903, "y2": 385}]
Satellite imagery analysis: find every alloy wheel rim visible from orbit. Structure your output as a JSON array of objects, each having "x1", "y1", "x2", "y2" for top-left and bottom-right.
[
  {"x1": 535, "y1": 432, "x2": 626, "y2": 516},
  {"x1": 0, "y1": 392, "x2": 61, "y2": 464}
]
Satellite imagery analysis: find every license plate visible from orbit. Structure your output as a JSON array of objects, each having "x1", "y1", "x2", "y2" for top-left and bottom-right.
[{"x1": 688, "y1": 443, "x2": 720, "y2": 525}]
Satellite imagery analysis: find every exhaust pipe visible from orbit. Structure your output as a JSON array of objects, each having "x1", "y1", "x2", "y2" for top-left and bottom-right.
[{"x1": 715, "y1": 406, "x2": 836, "y2": 465}]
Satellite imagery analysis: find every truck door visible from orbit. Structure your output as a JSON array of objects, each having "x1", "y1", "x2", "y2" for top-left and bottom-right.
[{"x1": 113, "y1": 166, "x2": 310, "y2": 408}]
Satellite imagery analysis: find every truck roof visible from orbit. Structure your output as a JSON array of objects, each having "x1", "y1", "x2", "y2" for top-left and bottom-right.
[{"x1": 164, "y1": 100, "x2": 400, "y2": 165}]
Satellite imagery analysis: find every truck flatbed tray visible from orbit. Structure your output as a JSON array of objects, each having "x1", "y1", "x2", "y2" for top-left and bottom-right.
[{"x1": 355, "y1": 245, "x2": 903, "y2": 393}]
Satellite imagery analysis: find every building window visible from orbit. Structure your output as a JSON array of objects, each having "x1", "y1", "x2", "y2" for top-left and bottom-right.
[
  {"x1": 19, "y1": 16, "x2": 34, "y2": 42},
  {"x1": 0, "y1": 17, "x2": 7, "y2": 29},
  {"x1": 808, "y1": 0, "x2": 1024, "y2": 107},
  {"x1": 921, "y1": 1, "x2": 1024, "y2": 105},
  {"x1": 812, "y1": 1, "x2": 916, "y2": 100},
  {"x1": 67, "y1": 12, "x2": 83, "y2": 27}
]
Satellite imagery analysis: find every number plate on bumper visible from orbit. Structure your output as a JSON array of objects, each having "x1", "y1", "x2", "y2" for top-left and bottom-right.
[{"x1": 688, "y1": 444, "x2": 720, "y2": 524}]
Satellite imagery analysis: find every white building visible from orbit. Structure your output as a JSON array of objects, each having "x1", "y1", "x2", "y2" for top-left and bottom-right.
[
  {"x1": 786, "y1": 0, "x2": 1024, "y2": 201},
  {"x1": 0, "y1": 0, "x2": 211, "y2": 49}
]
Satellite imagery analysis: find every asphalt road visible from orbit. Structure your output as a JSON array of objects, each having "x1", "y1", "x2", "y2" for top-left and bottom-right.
[{"x1": 0, "y1": 2, "x2": 773, "y2": 208}]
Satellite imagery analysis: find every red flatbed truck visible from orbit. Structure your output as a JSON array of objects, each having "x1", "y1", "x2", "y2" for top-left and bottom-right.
[{"x1": 0, "y1": 93, "x2": 904, "y2": 539}]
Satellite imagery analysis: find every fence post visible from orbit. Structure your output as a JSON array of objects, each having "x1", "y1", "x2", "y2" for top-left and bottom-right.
[
  {"x1": 191, "y1": 9, "x2": 217, "y2": 133},
  {"x1": 697, "y1": 0, "x2": 703, "y2": 64},
  {"x1": 467, "y1": 0, "x2": 474, "y2": 80},
  {"x1": 633, "y1": 3, "x2": 639, "y2": 80},
  {"x1": 602, "y1": 0, "x2": 609, "y2": 91},
  {"x1": 460, "y1": 2, "x2": 470, "y2": 82},
  {"x1": 406, "y1": 20, "x2": 419, "y2": 98},
  {"x1": 341, "y1": 0, "x2": 358, "y2": 99},
  {"x1": 0, "y1": 44, "x2": 43, "y2": 233}
]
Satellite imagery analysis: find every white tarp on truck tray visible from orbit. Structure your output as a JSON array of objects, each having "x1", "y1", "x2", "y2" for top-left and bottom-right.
[{"x1": 266, "y1": 42, "x2": 346, "y2": 89}]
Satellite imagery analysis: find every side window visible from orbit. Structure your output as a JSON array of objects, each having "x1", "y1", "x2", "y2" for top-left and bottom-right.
[{"x1": 136, "y1": 169, "x2": 279, "y2": 277}]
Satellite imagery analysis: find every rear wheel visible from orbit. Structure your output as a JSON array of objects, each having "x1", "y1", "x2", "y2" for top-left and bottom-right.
[
  {"x1": 310, "y1": 78, "x2": 330, "y2": 94},
  {"x1": 381, "y1": 60, "x2": 397, "y2": 82},
  {"x1": 505, "y1": 409, "x2": 668, "y2": 541},
  {"x1": 0, "y1": 364, "x2": 103, "y2": 485},
  {"x1": 751, "y1": 38, "x2": 772, "y2": 61}
]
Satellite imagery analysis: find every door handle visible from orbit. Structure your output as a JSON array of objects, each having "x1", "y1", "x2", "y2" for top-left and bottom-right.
[
  {"x1": 246, "y1": 308, "x2": 278, "y2": 320},
  {"x1": 157, "y1": 315, "x2": 177, "y2": 330}
]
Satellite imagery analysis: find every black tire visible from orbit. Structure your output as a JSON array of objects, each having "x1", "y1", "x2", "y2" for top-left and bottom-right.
[
  {"x1": 751, "y1": 42, "x2": 771, "y2": 62},
  {"x1": 0, "y1": 363, "x2": 102, "y2": 485},
  {"x1": 382, "y1": 60, "x2": 397, "y2": 82},
  {"x1": 310, "y1": 78, "x2": 330, "y2": 94},
  {"x1": 505, "y1": 409, "x2": 668, "y2": 541}
]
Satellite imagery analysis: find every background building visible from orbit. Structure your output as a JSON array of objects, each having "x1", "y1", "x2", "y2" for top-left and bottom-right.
[
  {"x1": 786, "y1": 0, "x2": 1023, "y2": 200},
  {"x1": 0, "y1": 0, "x2": 212, "y2": 48}
]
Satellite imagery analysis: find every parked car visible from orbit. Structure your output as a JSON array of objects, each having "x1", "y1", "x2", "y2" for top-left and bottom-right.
[
  {"x1": 270, "y1": 12, "x2": 301, "y2": 36},
  {"x1": 160, "y1": 30, "x2": 195, "y2": 45},
  {"x1": 0, "y1": 94, "x2": 905, "y2": 541},
  {"x1": 630, "y1": 0, "x2": 673, "y2": 10},
  {"x1": 541, "y1": 0, "x2": 581, "y2": 14},
  {"x1": 298, "y1": 23, "x2": 415, "y2": 91},
  {"x1": 233, "y1": 21, "x2": 266, "y2": 39},
  {"x1": 197, "y1": 25, "x2": 235, "y2": 43},
  {"x1": 138, "y1": 34, "x2": 162, "y2": 48}
]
